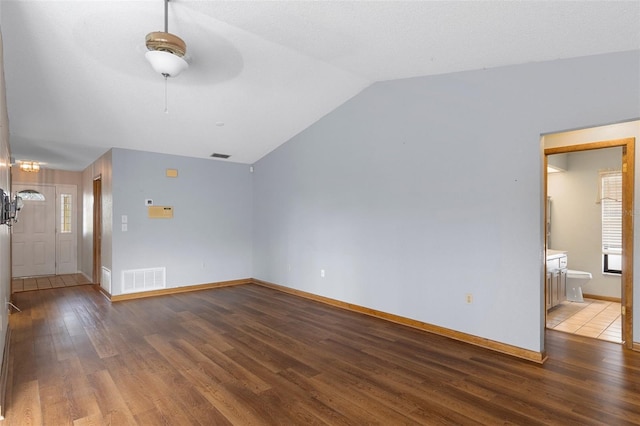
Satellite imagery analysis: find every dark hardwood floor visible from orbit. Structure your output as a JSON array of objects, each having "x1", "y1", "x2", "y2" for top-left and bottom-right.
[{"x1": 4, "y1": 284, "x2": 640, "y2": 425}]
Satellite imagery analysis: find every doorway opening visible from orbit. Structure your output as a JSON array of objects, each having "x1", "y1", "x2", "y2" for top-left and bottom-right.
[
  {"x1": 544, "y1": 137, "x2": 634, "y2": 349},
  {"x1": 11, "y1": 183, "x2": 78, "y2": 281}
]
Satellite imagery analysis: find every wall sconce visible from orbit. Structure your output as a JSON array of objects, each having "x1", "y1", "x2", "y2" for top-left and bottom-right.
[
  {"x1": 19, "y1": 161, "x2": 40, "y2": 172},
  {"x1": 1, "y1": 189, "x2": 23, "y2": 226}
]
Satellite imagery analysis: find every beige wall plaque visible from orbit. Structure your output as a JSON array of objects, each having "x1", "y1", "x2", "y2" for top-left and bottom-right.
[{"x1": 148, "y1": 206, "x2": 173, "y2": 218}]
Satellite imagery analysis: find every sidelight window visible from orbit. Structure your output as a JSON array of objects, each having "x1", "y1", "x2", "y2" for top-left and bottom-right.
[{"x1": 60, "y1": 193, "x2": 72, "y2": 233}]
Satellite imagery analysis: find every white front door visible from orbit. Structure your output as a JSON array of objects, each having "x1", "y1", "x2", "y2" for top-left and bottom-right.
[{"x1": 12, "y1": 184, "x2": 56, "y2": 277}]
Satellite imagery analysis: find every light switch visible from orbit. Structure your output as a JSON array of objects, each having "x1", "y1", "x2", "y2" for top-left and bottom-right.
[
  {"x1": 121, "y1": 215, "x2": 128, "y2": 224},
  {"x1": 122, "y1": 223, "x2": 128, "y2": 232}
]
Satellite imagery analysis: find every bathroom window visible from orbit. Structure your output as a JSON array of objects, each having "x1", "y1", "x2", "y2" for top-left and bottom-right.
[{"x1": 600, "y1": 170, "x2": 622, "y2": 274}]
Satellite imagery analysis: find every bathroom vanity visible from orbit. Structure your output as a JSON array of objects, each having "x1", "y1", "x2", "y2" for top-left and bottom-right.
[{"x1": 546, "y1": 250, "x2": 568, "y2": 310}]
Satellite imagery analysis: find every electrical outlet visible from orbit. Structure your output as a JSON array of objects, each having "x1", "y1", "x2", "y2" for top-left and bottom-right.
[
  {"x1": 320, "y1": 269, "x2": 325, "y2": 278},
  {"x1": 466, "y1": 293, "x2": 473, "y2": 304}
]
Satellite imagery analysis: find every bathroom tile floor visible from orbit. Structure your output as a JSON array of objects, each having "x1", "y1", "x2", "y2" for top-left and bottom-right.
[{"x1": 547, "y1": 298, "x2": 621, "y2": 343}]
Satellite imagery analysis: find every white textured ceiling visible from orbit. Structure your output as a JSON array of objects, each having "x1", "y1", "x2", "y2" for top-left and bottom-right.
[{"x1": 1, "y1": 1, "x2": 639, "y2": 171}]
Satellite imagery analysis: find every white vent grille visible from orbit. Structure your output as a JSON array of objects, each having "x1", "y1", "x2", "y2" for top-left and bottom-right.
[
  {"x1": 122, "y1": 267, "x2": 166, "y2": 294},
  {"x1": 101, "y1": 267, "x2": 111, "y2": 293}
]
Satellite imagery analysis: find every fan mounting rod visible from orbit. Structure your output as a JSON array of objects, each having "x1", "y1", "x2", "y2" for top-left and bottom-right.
[
  {"x1": 145, "y1": 0, "x2": 187, "y2": 59},
  {"x1": 144, "y1": 0, "x2": 188, "y2": 81}
]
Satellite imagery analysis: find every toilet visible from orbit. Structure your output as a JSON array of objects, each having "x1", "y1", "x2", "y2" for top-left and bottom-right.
[{"x1": 566, "y1": 270, "x2": 592, "y2": 302}]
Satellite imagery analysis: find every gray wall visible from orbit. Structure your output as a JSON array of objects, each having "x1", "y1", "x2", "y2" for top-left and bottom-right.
[
  {"x1": 110, "y1": 148, "x2": 252, "y2": 294},
  {"x1": 548, "y1": 148, "x2": 622, "y2": 298},
  {"x1": 252, "y1": 50, "x2": 640, "y2": 353},
  {"x1": 0, "y1": 29, "x2": 11, "y2": 383}
]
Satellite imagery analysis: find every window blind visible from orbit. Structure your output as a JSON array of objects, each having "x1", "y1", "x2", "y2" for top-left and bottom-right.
[{"x1": 601, "y1": 171, "x2": 622, "y2": 254}]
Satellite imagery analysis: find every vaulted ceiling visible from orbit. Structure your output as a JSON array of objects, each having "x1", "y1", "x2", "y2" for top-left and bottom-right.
[{"x1": 1, "y1": 1, "x2": 639, "y2": 171}]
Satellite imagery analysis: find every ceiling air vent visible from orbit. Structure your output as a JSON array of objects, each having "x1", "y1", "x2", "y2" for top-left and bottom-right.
[{"x1": 211, "y1": 153, "x2": 231, "y2": 159}]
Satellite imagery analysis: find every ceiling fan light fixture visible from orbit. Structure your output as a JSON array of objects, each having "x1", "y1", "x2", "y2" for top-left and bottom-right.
[
  {"x1": 145, "y1": 50, "x2": 188, "y2": 77},
  {"x1": 144, "y1": 0, "x2": 188, "y2": 78},
  {"x1": 145, "y1": 31, "x2": 186, "y2": 57}
]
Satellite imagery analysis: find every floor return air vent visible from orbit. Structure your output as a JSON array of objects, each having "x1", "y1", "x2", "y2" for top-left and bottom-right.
[{"x1": 122, "y1": 267, "x2": 166, "y2": 294}]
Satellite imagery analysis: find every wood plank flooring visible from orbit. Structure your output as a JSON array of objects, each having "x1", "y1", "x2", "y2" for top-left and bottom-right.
[{"x1": 4, "y1": 284, "x2": 640, "y2": 425}]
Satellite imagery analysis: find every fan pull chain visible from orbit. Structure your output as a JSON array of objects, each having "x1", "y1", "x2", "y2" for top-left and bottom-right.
[{"x1": 164, "y1": 75, "x2": 169, "y2": 114}]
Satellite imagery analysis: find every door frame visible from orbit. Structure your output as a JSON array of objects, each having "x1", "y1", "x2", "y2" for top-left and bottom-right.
[
  {"x1": 92, "y1": 176, "x2": 102, "y2": 286},
  {"x1": 544, "y1": 137, "x2": 635, "y2": 349}
]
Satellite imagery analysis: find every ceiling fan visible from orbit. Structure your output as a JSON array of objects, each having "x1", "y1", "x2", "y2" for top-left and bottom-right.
[{"x1": 145, "y1": 0, "x2": 188, "y2": 78}]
